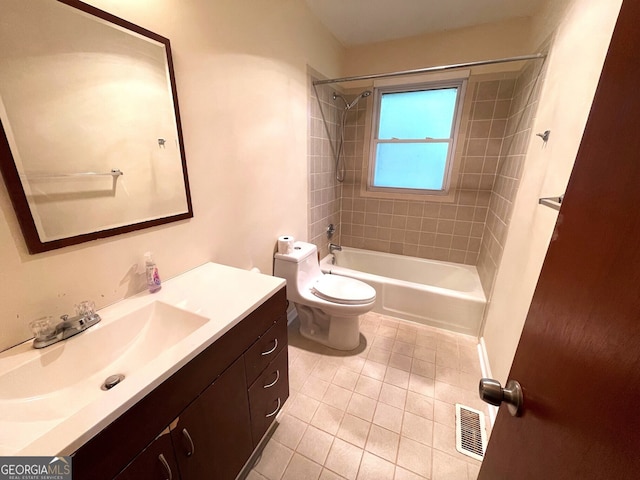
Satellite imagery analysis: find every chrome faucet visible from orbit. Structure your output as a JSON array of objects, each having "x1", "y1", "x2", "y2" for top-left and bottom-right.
[
  {"x1": 329, "y1": 243, "x2": 342, "y2": 254},
  {"x1": 30, "y1": 301, "x2": 101, "y2": 349}
]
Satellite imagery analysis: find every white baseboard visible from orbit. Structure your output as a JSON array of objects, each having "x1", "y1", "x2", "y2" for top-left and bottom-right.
[
  {"x1": 478, "y1": 337, "x2": 498, "y2": 426},
  {"x1": 286, "y1": 306, "x2": 298, "y2": 325}
]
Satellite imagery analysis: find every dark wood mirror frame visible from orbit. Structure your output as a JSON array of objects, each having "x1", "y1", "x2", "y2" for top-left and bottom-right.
[{"x1": 0, "y1": 0, "x2": 193, "y2": 254}]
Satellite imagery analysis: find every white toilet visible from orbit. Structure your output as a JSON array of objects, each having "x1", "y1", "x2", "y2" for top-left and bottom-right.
[{"x1": 274, "y1": 241, "x2": 376, "y2": 350}]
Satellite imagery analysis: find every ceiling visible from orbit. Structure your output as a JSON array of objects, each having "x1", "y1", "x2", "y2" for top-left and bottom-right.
[{"x1": 305, "y1": 0, "x2": 547, "y2": 46}]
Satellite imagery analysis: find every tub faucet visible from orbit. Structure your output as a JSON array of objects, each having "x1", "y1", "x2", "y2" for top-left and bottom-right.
[
  {"x1": 329, "y1": 243, "x2": 342, "y2": 254},
  {"x1": 30, "y1": 301, "x2": 101, "y2": 349}
]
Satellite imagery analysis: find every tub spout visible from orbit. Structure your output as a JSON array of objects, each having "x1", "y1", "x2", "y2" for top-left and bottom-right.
[{"x1": 329, "y1": 243, "x2": 342, "y2": 254}]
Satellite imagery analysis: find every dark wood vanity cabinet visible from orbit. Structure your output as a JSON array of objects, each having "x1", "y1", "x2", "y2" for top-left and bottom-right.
[
  {"x1": 72, "y1": 287, "x2": 288, "y2": 480},
  {"x1": 113, "y1": 430, "x2": 178, "y2": 480}
]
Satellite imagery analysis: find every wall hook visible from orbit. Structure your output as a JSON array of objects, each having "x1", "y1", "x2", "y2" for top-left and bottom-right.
[{"x1": 536, "y1": 130, "x2": 550, "y2": 142}]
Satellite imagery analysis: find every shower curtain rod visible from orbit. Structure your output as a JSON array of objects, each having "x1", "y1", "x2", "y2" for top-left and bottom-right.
[{"x1": 312, "y1": 53, "x2": 546, "y2": 86}]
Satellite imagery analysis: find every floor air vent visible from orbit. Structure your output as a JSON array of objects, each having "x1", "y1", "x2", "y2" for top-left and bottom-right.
[{"x1": 455, "y1": 404, "x2": 487, "y2": 461}]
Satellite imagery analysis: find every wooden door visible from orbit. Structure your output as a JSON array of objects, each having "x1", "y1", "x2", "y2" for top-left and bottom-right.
[
  {"x1": 171, "y1": 357, "x2": 253, "y2": 480},
  {"x1": 479, "y1": 1, "x2": 640, "y2": 478}
]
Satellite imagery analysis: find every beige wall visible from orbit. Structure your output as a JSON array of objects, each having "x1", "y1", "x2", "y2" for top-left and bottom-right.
[
  {"x1": 343, "y1": 17, "x2": 532, "y2": 79},
  {"x1": 0, "y1": 0, "x2": 343, "y2": 351},
  {"x1": 481, "y1": 0, "x2": 623, "y2": 383}
]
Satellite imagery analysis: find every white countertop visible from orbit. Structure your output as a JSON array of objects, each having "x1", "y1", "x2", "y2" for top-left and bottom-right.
[{"x1": 0, "y1": 262, "x2": 285, "y2": 456}]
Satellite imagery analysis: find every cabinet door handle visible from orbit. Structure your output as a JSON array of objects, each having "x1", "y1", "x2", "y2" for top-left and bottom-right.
[
  {"x1": 158, "y1": 453, "x2": 173, "y2": 480},
  {"x1": 263, "y1": 369, "x2": 280, "y2": 389},
  {"x1": 182, "y1": 428, "x2": 195, "y2": 457},
  {"x1": 265, "y1": 397, "x2": 281, "y2": 418},
  {"x1": 261, "y1": 338, "x2": 278, "y2": 356}
]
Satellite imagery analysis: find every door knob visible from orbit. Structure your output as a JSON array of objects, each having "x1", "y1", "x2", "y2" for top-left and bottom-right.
[{"x1": 479, "y1": 378, "x2": 523, "y2": 416}]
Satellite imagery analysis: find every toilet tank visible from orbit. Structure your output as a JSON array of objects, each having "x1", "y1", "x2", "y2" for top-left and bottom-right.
[{"x1": 274, "y1": 241, "x2": 323, "y2": 299}]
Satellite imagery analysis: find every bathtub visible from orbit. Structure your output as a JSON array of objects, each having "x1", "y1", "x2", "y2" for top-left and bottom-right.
[{"x1": 320, "y1": 247, "x2": 486, "y2": 336}]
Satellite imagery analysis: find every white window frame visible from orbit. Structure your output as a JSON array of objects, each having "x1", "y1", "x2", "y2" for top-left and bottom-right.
[{"x1": 364, "y1": 74, "x2": 468, "y2": 200}]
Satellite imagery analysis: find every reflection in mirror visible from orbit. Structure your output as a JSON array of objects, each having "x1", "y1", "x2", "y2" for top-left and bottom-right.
[{"x1": 0, "y1": 0, "x2": 192, "y2": 253}]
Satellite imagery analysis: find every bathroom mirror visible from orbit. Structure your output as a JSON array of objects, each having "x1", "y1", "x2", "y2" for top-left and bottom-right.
[{"x1": 0, "y1": 0, "x2": 193, "y2": 253}]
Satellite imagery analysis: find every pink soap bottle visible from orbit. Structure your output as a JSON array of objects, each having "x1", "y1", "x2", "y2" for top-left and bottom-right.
[{"x1": 144, "y1": 252, "x2": 162, "y2": 293}]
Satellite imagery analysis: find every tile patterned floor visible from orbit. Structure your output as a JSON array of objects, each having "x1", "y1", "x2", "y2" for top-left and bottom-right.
[{"x1": 248, "y1": 313, "x2": 491, "y2": 480}]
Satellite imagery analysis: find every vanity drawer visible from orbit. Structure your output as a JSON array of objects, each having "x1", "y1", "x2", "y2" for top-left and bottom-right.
[
  {"x1": 247, "y1": 347, "x2": 289, "y2": 446},
  {"x1": 244, "y1": 314, "x2": 287, "y2": 385}
]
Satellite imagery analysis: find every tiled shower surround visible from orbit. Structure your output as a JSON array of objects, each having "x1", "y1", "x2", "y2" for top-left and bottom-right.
[
  {"x1": 308, "y1": 63, "x2": 545, "y2": 294},
  {"x1": 308, "y1": 77, "x2": 343, "y2": 259},
  {"x1": 476, "y1": 61, "x2": 547, "y2": 296}
]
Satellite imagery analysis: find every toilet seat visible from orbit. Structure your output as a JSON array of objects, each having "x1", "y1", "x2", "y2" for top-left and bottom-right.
[{"x1": 311, "y1": 275, "x2": 376, "y2": 305}]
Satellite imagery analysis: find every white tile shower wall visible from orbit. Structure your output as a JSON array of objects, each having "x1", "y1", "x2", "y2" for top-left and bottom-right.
[{"x1": 308, "y1": 74, "x2": 343, "y2": 259}]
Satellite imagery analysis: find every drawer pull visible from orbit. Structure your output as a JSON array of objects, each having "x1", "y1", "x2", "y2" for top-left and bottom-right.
[
  {"x1": 158, "y1": 453, "x2": 173, "y2": 480},
  {"x1": 265, "y1": 397, "x2": 281, "y2": 418},
  {"x1": 263, "y1": 369, "x2": 280, "y2": 389},
  {"x1": 261, "y1": 338, "x2": 278, "y2": 356},
  {"x1": 182, "y1": 428, "x2": 195, "y2": 457}
]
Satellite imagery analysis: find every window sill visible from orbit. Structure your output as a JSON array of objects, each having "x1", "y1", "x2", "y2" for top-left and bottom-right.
[{"x1": 358, "y1": 184, "x2": 458, "y2": 203}]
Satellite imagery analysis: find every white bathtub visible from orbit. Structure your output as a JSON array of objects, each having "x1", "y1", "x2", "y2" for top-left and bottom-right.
[{"x1": 320, "y1": 247, "x2": 486, "y2": 336}]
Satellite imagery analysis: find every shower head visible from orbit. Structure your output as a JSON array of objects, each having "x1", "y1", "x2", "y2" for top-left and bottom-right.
[{"x1": 333, "y1": 90, "x2": 372, "y2": 110}]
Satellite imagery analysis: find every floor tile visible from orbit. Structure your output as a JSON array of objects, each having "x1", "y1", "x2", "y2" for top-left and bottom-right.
[
  {"x1": 272, "y1": 414, "x2": 308, "y2": 450},
  {"x1": 311, "y1": 403, "x2": 345, "y2": 435},
  {"x1": 302, "y1": 377, "x2": 331, "y2": 401},
  {"x1": 367, "y1": 348, "x2": 391, "y2": 365},
  {"x1": 365, "y1": 424, "x2": 400, "y2": 462},
  {"x1": 392, "y1": 341, "x2": 415, "y2": 357},
  {"x1": 324, "y1": 438, "x2": 364, "y2": 480},
  {"x1": 253, "y1": 314, "x2": 487, "y2": 480},
  {"x1": 384, "y1": 366, "x2": 410, "y2": 389},
  {"x1": 333, "y1": 367, "x2": 360, "y2": 390},
  {"x1": 373, "y1": 402, "x2": 404, "y2": 433},
  {"x1": 378, "y1": 382, "x2": 407, "y2": 410},
  {"x1": 405, "y1": 391, "x2": 434, "y2": 420},
  {"x1": 323, "y1": 384, "x2": 353, "y2": 411},
  {"x1": 401, "y1": 411, "x2": 433, "y2": 446},
  {"x1": 388, "y1": 353, "x2": 413, "y2": 372},
  {"x1": 346, "y1": 392, "x2": 378, "y2": 422},
  {"x1": 408, "y1": 373, "x2": 435, "y2": 397},
  {"x1": 362, "y1": 359, "x2": 387, "y2": 381},
  {"x1": 282, "y1": 453, "x2": 323, "y2": 480},
  {"x1": 355, "y1": 375, "x2": 383, "y2": 400},
  {"x1": 336, "y1": 413, "x2": 371, "y2": 448},
  {"x1": 431, "y1": 449, "x2": 469, "y2": 480},
  {"x1": 396, "y1": 437, "x2": 432, "y2": 478},
  {"x1": 320, "y1": 468, "x2": 348, "y2": 480},
  {"x1": 288, "y1": 393, "x2": 321, "y2": 423},
  {"x1": 296, "y1": 425, "x2": 335, "y2": 465},
  {"x1": 357, "y1": 451, "x2": 396, "y2": 480},
  {"x1": 253, "y1": 439, "x2": 294, "y2": 480},
  {"x1": 413, "y1": 346, "x2": 436, "y2": 363},
  {"x1": 371, "y1": 336, "x2": 395, "y2": 351},
  {"x1": 394, "y1": 466, "x2": 428, "y2": 480},
  {"x1": 411, "y1": 359, "x2": 435, "y2": 379}
]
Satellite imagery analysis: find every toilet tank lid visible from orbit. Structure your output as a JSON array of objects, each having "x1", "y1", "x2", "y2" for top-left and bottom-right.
[{"x1": 274, "y1": 241, "x2": 317, "y2": 262}]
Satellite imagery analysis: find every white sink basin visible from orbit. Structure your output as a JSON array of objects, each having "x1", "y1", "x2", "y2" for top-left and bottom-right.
[{"x1": 0, "y1": 301, "x2": 208, "y2": 423}]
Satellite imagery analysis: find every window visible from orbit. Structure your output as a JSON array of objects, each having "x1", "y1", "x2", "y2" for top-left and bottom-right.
[{"x1": 368, "y1": 79, "x2": 466, "y2": 195}]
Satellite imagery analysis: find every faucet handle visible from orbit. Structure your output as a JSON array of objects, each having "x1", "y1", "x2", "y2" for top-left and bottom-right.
[
  {"x1": 75, "y1": 300, "x2": 95, "y2": 317},
  {"x1": 29, "y1": 316, "x2": 56, "y2": 339}
]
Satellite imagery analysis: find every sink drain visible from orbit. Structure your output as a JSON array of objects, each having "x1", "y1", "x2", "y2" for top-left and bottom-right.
[{"x1": 101, "y1": 374, "x2": 125, "y2": 391}]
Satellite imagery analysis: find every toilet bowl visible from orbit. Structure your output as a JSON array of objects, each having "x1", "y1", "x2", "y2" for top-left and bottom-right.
[{"x1": 274, "y1": 241, "x2": 376, "y2": 350}]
